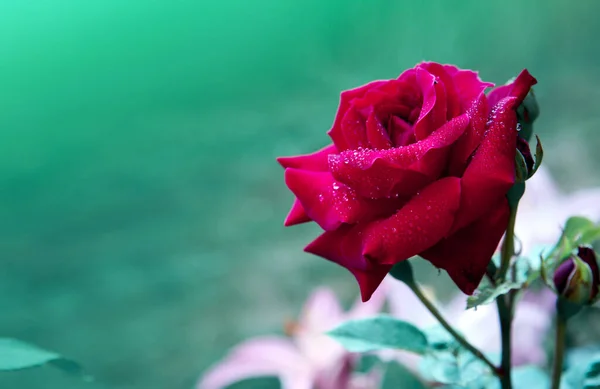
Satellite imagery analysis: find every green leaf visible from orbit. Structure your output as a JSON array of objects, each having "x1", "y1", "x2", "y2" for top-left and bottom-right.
[
  {"x1": 466, "y1": 279, "x2": 521, "y2": 309},
  {"x1": 513, "y1": 366, "x2": 551, "y2": 389},
  {"x1": 419, "y1": 349, "x2": 492, "y2": 386},
  {"x1": 562, "y1": 348, "x2": 600, "y2": 389},
  {"x1": 382, "y1": 362, "x2": 427, "y2": 389},
  {"x1": 584, "y1": 357, "x2": 600, "y2": 388},
  {"x1": 0, "y1": 338, "x2": 84, "y2": 376},
  {"x1": 514, "y1": 149, "x2": 528, "y2": 183},
  {"x1": 327, "y1": 315, "x2": 428, "y2": 353},
  {"x1": 422, "y1": 325, "x2": 457, "y2": 351},
  {"x1": 528, "y1": 135, "x2": 543, "y2": 178}
]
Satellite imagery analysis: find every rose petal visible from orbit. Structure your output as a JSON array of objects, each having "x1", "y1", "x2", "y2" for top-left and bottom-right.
[
  {"x1": 388, "y1": 115, "x2": 415, "y2": 146},
  {"x1": 329, "y1": 114, "x2": 469, "y2": 198},
  {"x1": 341, "y1": 108, "x2": 370, "y2": 149},
  {"x1": 284, "y1": 198, "x2": 311, "y2": 227},
  {"x1": 277, "y1": 144, "x2": 337, "y2": 172},
  {"x1": 451, "y1": 97, "x2": 518, "y2": 233},
  {"x1": 419, "y1": 62, "x2": 461, "y2": 119},
  {"x1": 443, "y1": 64, "x2": 495, "y2": 108},
  {"x1": 349, "y1": 265, "x2": 393, "y2": 302},
  {"x1": 487, "y1": 69, "x2": 538, "y2": 110},
  {"x1": 414, "y1": 67, "x2": 447, "y2": 140},
  {"x1": 284, "y1": 169, "x2": 403, "y2": 230},
  {"x1": 363, "y1": 176, "x2": 462, "y2": 264},
  {"x1": 328, "y1": 81, "x2": 386, "y2": 151},
  {"x1": 421, "y1": 198, "x2": 510, "y2": 295},
  {"x1": 366, "y1": 111, "x2": 393, "y2": 149},
  {"x1": 448, "y1": 92, "x2": 489, "y2": 176},
  {"x1": 304, "y1": 225, "x2": 393, "y2": 302}
]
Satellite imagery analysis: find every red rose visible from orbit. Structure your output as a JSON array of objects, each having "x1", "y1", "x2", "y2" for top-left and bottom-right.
[{"x1": 278, "y1": 62, "x2": 537, "y2": 301}]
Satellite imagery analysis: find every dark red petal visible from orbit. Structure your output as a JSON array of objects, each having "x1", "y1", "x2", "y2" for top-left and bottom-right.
[
  {"x1": 388, "y1": 116, "x2": 415, "y2": 146},
  {"x1": 304, "y1": 224, "x2": 368, "y2": 271},
  {"x1": 283, "y1": 198, "x2": 311, "y2": 226},
  {"x1": 414, "y1": 67, "x2": 448, "y2": 140},
  {"x1": 487, "y1": 69, "x2": 538, "y2": 110},
  {"x1": 443, "y1": 64, "x2": 495, "y2": 109},
  {"x1": 421, "y1": 198, "x2": 511, "y2": 295},
  {"x1": 329, "y1": 114, "x2": 469, "y2": 199},
  {"x1": 418, "y1": 62, "x2": 461, "y2": 119},
  {"x1": 366, "y1": 111, "x2": 393, "y2": 149},
  {"x1": 448, "y1": 92, "x2": 489, "y2": 176},
  {"x1": 277, "y1": 144, "x2": 337, "y2": 172},
  {"x1": 362, "y1": 177, "x2": 462, "y2": 265},
  {"x1": 328, "y1": 81, "x2": 386, "y2": 151},
  {"x1": 451, "y1": 97, "x2": 518, "y2": 233},
  {"x1": 553, "y1": 259, "x2": 575, "y2": 294},
  {"x1": 304, "y1": 226, "x2": 392, "y2": 302},
  {"x1": 285, "y1": 169, "x2": 403, "y2": 230},
  {"x1": 349, "y1": 265, "x2": 393, "y2": 302},
  {"x1": 341, "y1": 108, "x2": 370, "y2": 149}
]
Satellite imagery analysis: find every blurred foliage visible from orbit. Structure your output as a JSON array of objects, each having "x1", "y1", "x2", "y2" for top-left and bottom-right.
[{"x1": 1, "y1": 1, "x2": 600, "y2": 388}]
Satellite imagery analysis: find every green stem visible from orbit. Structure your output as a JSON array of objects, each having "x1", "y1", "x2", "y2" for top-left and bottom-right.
[
  {"x1": 497, "y1": 206, "x2": 518, "y2": 282},
  {"x1": 551, "y1": 304, "x2": 568, "y2": 389},
  {"x1": 408, "y1": 281, "x2": 499, "y2": 376},
  {"x1": 496, "y1": 295, "x2": 513, "y2": 389},
  {"x1": 496, "y1": 205, "x2": 518, "y2": 389}
]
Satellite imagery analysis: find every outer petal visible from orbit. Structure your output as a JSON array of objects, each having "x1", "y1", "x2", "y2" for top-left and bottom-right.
[
  {"x1": 328, "y1": 81, "x2": 386, "y2": 150},
  {"x1": 304, "y1": 177, "x2": 462, "y2": 299},
  {"x1": 279, "y1": 144, "x2": 337, "y2": 227},
  {"x1": 451, "y1": 97, "x2": 518, "y2": 233},
  {"x1": 421, "y1": 198, "x2": 510, "y2": 295},
  {"x1": 447, "y1": 92, "x2": 489, "y2": 176},
  {"x1": 197, "y1": 336, "x2": 313, "y2": 389},
  {"x1": 363, "y1": 177, "x2": 462, "y2": 264},
  {"x1": 277, "y1": 144, "x2": 337, "y2": 171},
  {"x1": 443, "y1": 64, "x2": 495, "y2": 108},
  {"x1": 486, "y1": 69, "x2": 538, "y2": 111},
  {"x1": 304, "y1": 225, "x2": 392, "y2": 302},
  {"x1": 329, "y1": 114, "x2": 469, "y2": 199},
  {"x1": 284, "y1": 169, "x2": 403, "y2": 230},
  {"x1": 284, "y1": 198, "x2": 311, "y2": 227},
  {"x1": 348, "y1": 265, "x2": 393, "y2": 302}
]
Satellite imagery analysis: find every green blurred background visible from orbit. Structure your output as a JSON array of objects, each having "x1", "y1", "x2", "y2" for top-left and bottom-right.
[{"x1": 2, "y1": 1, "x2": 600, "y2": 388}]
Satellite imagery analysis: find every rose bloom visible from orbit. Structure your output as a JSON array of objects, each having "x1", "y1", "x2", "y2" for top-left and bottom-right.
[{"x1": 278, "y1": 62, "x2": 537, "y2": 301}]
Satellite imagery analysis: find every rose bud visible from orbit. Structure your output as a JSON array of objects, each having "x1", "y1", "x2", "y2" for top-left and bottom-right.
[
  {"x1": 278, "y1": 62, "x2": 537, "y2": 301},
  {"x1": 553, "y1": 246, "x2": 600, "y2": 305}
]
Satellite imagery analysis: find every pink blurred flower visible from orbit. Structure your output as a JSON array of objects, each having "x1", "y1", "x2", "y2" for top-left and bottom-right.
[{"x1": 197, "y1": 286, "x2": 386, "y2": 389}]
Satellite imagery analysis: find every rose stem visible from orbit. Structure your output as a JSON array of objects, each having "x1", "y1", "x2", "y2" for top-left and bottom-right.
[
  {"x1": 551, "y1": 302, "x2": 568, "y2": 389},
  {"x1": 496, "y1": 296, "x2": 513, "y2": 389},
  {"x1": 407, "y1": 281, "x2": 499, "y2": 376},
  {"x1": 496, "y1": 205, "x2": 519, "y2": 389},
  {"x1": 497, "y1": 205, "x2": 518, "y2": 282}
]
